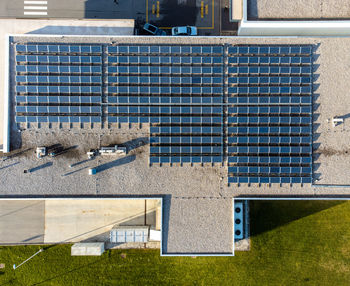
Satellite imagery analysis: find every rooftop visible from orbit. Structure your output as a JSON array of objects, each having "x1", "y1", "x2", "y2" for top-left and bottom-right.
[
  {"x1": 2, "y1": 34, "x2": 350, "y2": 254},
  {"x1": 247, "y1": 0, "x2": 350, "y2": 20}
]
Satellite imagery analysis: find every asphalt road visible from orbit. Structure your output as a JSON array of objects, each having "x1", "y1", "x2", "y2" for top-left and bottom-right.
[
  {"x1": 0, "y1": 0, "x2": 220, "y2": 35},
  {"x1": 0, "y1": 200, "x2": 45, "y2": 244}
]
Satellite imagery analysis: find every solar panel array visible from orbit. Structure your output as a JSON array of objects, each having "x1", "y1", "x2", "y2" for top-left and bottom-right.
[
  {"x1": 107, "y1": 45, "x2": 224, "y2": 164},
  {"x1": 227, "y1": 45, "x2": 313, "y2": 184},
  {"x1": 13, "y1": 43, "x2": 314, "y2": 183},
  {"x1": 15, "y1": 44, "x2": 103, "y2": 123}
]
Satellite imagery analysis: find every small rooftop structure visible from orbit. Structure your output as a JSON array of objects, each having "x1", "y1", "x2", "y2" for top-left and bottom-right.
[
  {"x1": 110, "y1": 226, "x2": 149, "y2": 243},
  {"x1": 35, "y1": 147, "x2": 46, "y2": 158},
  {"x1": 332, "y1": 117, "x2": 344, "y2": 128}
]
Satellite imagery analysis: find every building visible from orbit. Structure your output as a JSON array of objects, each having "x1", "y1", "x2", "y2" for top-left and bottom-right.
[{"x1": 1, "y1": 4, "x2": 350, "y2": 255}]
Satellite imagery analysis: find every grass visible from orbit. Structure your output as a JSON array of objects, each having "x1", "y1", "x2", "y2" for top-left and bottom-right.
[{"x1": 0, "y1": 200, "x2": 350, "y2": 285}]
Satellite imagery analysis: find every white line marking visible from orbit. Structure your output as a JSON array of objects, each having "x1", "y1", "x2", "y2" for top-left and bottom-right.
[
  {"x1": 24, "y1": 6, "x2": 47, "y2": 10},
  {"x1": 24, "y1": 1, "x2": 47, "y2": 4},
  {"x1": 24, "y1": 11, "x2": 48, "y2": 15}
]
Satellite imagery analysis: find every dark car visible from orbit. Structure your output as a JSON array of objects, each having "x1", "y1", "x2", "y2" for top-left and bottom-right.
[{"x1": 143, "y1": 23, "x2": 166, "y2": 36}]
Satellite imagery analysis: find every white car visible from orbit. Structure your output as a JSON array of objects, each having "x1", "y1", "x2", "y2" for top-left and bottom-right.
[{"x1": 171, "y1": 26, "x2": 197, "y2": 36}]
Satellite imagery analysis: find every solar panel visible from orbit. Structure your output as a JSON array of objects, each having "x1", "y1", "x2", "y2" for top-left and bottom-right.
[
  {"x1": 227, "y1": 45, "x2": 313, "y2": 184},
  {"x1": 15, "y1": 44, "x2": 103, "y2": 126},
  {"x1": 14, "y1": 43, "x2": 312, "y2": 179},
  {"x1": 103, "y1": 45, "x2": 225, "y2": 163}
]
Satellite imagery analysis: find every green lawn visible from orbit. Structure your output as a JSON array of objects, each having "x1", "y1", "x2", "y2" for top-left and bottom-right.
[{"x1": 0, "y1": 200, "x2": 350, "y2": 286}]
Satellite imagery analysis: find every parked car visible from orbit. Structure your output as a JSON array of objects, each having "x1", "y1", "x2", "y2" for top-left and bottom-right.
[
  {"x1": 171, "y1": 26, "x2": 197, "y2": 36},
  {"x1": 143, "y1": 23, "x2": 166, "y2": 36}
]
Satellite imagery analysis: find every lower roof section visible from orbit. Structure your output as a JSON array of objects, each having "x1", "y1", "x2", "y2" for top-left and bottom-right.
[
  {"x1": 162, "y1": 197, "x2": 233, "y2": 256},
  {"x1": 0, "y1": 198, "x2": 160, "y2": 245}
]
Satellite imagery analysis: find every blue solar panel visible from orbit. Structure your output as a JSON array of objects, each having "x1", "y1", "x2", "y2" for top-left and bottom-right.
[
  {"x1": 15, "y1": 43, "x2": 312, "y2": 178},
  {"x1": 227, "y1": 44, "x2": 313, "y2": 184},
  {"x1": 15, "y1": 43, "x2": 103, "y2": 126},
  {"x1": 104, "y1": 45, "x2": 225, "y2": 163}
]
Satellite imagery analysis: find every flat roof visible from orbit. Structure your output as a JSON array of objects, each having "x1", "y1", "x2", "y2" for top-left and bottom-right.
[
  {"x1": 163, "y1": 198, "x2": 233, "y2": 255},
  {"x1": 247, "y1": 0, "x2": 350, "y2": 20},
  {"x1": 3, "y1": 35, "x2": 350, "y2": 197}
]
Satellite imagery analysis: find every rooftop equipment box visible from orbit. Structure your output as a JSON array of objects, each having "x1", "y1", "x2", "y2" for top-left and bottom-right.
[{"x1": 110, "y1": 226, "x2": 149, "y2": 243}]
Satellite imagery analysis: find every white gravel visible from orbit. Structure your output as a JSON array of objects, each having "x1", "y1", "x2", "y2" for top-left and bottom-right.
[{"x1": 248, "y1": 0, "x2": 350, "y2": 19}]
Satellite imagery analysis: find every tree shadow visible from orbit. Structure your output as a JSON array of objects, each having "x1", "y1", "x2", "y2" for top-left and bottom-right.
[{"x1": 250, "y1": 200, "x2": 346, "y2": 237}]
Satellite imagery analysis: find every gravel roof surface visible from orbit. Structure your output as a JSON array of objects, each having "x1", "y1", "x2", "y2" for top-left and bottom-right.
[
  {"x1": 247, "y1": 0, "x2": 350, "y2": 20},
  {"x1": 3, "y1": 35, "x2": 350, "y2": 254},
  {"x1": 163, "y1": 198, "x2": 233, "y2": 254}
]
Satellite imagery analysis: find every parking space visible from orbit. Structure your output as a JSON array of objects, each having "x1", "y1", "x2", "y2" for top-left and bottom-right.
[
  {"x1": 146, "y1": 0, "x2": 218, "y2": 35},
  {"x1": 0, "y1": 0, "x2": 221, "y2": 35}
]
